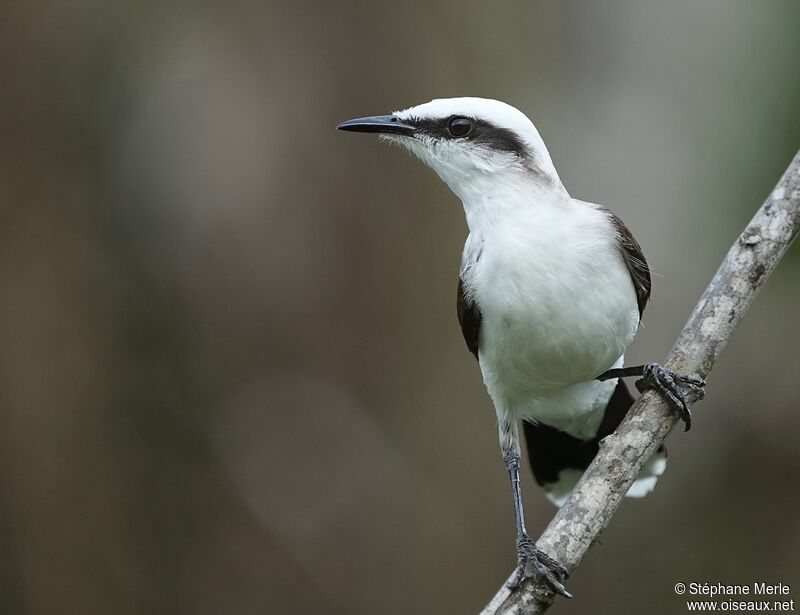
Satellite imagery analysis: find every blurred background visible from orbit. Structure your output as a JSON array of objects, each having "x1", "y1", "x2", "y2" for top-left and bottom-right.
[{"x1": 2, "y1": 1, "x2": 799, "y2": 613}]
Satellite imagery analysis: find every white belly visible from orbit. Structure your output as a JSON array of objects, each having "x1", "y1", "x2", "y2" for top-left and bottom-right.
[{"x1": 469, "y1": 206, "x2": 640, "y2": 427}]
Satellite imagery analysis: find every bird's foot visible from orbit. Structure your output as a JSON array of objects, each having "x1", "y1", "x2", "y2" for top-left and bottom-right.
[
  {"x1": 635, "y1": 363, "x2": 705, "y2": 431},
  {"x1": 507, "y1": 534, "x2": 571, "y2": 598}
]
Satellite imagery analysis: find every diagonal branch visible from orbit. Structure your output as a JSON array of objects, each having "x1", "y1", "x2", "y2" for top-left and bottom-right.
[{"x1": 482, "y1": 149, "x2": 800, "y2": 615}]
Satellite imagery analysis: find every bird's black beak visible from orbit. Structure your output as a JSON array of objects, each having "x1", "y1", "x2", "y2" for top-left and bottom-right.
[{"x1": 336, "y1": 114, "x2": 416, "y2": 136}]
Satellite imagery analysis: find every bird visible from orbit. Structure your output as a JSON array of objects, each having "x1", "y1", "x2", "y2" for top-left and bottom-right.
[{"x1": 337, "y1": 97, "x2": 705, "y2": 598}]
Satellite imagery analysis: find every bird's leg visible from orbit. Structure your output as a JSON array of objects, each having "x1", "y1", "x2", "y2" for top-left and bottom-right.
[
  {"x1": 499, "y1": 416, "x2": 571, "y2": 598},
  {"x1": 596, "y1": 363, "x2": 705, "y2": 431}
]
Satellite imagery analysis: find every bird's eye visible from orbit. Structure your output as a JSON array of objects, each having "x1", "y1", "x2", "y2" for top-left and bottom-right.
[{"x1": 447, "y1": 116, "x2": 473, "y2": 138}]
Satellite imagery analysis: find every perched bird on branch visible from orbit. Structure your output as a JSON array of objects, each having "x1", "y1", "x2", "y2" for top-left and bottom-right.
[{"x1": 338, "y1": 98, "x2": 704, "y2": 598}]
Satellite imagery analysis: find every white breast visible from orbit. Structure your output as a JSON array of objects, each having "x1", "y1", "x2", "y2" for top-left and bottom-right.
[{"x1": 466, "y1": 199, "x2": 639, "y2": 428}]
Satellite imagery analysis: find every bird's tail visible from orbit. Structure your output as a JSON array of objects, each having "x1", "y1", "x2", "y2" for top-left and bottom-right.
[{"x1": 523, "y1": 379, "x2": 667, "y2": 507}]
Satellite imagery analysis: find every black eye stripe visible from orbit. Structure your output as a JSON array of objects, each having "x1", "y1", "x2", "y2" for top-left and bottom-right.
[{"x1": 406, "y1": 116, "x2": 528, "y2": 158}]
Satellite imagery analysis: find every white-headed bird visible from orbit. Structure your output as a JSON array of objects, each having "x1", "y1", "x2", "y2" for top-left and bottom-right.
[{"x1": 338, "y1": 98, "x2": 704, "y2": 597}]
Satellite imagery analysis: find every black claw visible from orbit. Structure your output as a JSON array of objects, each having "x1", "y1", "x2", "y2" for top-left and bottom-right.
[
  {"x1": 636, "y1": 363, "x2": 704, "y2": 431},
  {"x1": 679, "y1": 404, "x2": 692, "y2": 432},
  {"x1": 508, "y1": 536, "x2": 572, "y2": 598},
  {"x1": 535, "y1": 549, "x2": 569, "y2": 579}
]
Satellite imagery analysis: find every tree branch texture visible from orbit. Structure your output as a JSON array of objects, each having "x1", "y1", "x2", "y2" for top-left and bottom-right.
[{"x1": 482, "y1": 150, "x2": 800, "y2": 615}]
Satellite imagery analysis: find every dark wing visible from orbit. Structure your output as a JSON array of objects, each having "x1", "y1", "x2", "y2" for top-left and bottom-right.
[
  {"x1": 605, "y1": 210, "x2": 651, "y2": 318},
  {"x1": 456, "y1": 277, "x2": 482, "y2": 360},
  {"x1": 523, "y1": 419, "x2": 599, "y2": 487},
  {"x1": 524, "y1": 379, "x2": 666, "y2": 488},
  {"x1": 524, "y1": 380, "x2": 633, "y2": 486}
]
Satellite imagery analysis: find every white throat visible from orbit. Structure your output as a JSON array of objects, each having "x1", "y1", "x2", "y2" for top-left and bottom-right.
[{"x1": 458, "y1": 172, "x2": 569, "y2": 235}]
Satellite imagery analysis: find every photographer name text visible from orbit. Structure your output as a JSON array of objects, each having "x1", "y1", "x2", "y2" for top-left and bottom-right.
[{"x1": 688, "y1": 583, "x2": 791, "y2": 598}]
